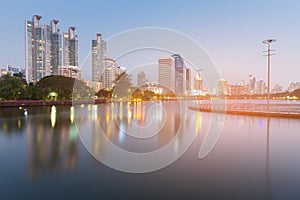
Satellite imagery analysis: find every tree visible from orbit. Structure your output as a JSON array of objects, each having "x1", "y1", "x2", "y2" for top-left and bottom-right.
[
  {"x1": 37, "y1": 75, "x2": 92, "y2": 100},
  {"x1": 0, "y1": 75, "x2": 25, "y2": 100},
  {"x1": 13, "y1": 72, "x2": 26, "y2": 84},
  {"x1": 112, "y1": 72, "x2": 133, "y2": 98},
  {"x1": 96, "y1": 89, "x2": 112, "y2": 99}
]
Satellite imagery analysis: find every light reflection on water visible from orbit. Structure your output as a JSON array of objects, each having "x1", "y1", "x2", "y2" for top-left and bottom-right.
[{"x1": 0, "y1": 101, "x2": 300, "y2": 199}]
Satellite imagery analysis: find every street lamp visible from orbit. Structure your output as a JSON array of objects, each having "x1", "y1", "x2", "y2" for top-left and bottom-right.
[{"x1": 262, "y1": 39, "x2": 276, "y2": 112}]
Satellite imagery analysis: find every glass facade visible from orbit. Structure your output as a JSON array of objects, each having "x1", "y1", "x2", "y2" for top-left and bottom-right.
[
  {"x1": 25, "y1": 20, "x2": 33, "y2": 84},
  {"x1": 51, "y1": 32, "x2": 62, "y2": 75},
  {"x1": 63, "y1": 27, "x2": 78, "y2": 68},
  {"x1": 172, "y1": 54, "x2": 185, "y2": 95},
  {"x1": 92, "y1": 34, "x2": 106, "y2": 82},
  {"x1": 25, "y1": 16, "x2": 79, "y2": 83}
]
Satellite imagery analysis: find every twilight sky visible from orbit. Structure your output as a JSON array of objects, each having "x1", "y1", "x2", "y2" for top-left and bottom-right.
[{"x1": 0, "y1": 0, "x2": 300, "y2": 88}]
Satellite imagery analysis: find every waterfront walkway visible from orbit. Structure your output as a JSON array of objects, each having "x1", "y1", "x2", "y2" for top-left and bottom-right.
[{"x1": 189, "y1": 103, "x2": 300, "y2": 118}]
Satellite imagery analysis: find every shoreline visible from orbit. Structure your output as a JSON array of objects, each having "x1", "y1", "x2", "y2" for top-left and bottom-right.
[
  {"x1": 0, "y1": 99, "x2": 106, "y2": 108},
  {"x1": 189, "y1": 104, "x2": 300, "y2": 119}
]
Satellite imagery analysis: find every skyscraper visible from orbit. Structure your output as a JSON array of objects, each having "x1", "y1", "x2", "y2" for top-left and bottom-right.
[
  {"x1": 194, "y1": 73, "x2": 203, "y2": 91},
  {"x1": 92, "y1": 33, "x2": 106, "y2": 82},
  {"x1": 63, "y1": 27, "x2": 78, "y2": 67},
  {"x1": 158, "y1": 57, "x2": 175, "y2": 92},
  {"x1": 50, "y1": 20, "x2": 62, "y2": 75},
  {"x1": 103, "y1": 58, "x2": 118, "y2": 89},
  {"x1": 25, "y1": 15, "x2": 52, "y2": 83},
  {"x1": 186, "y1": 68, "x2": 191, "y2": 93},
  {"x1": 171, "y1": 54, "x2": 185, "y2": 95},
  {"x1": 25, "y1": 15, "x2": 79, "y2": 83}
]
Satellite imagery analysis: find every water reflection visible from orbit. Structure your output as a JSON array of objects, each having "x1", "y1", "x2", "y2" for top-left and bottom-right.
[
  {"x1": 50, "y1": 106, "x2": 56, "y2": 128},
  {"x1": 75, "y1": 101, "x2": 196, "y2": 155},
  {"x1": 2, "y1": 101, "x2": 300, "y2": 199}
]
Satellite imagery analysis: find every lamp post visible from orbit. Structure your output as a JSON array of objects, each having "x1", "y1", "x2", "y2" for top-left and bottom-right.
[{"x1": 262, "y1": 39, "x2": 276, "y2": 112}]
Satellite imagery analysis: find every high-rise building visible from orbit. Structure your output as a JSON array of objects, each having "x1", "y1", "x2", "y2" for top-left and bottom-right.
[
  {"x1": 0, "y1": 64, "x2": 25, "y2": 77},
  {"x1": 194, "y1": 73, "x2": 203, "y2": 91},
  {"x1": 63, "y1": 27, "x2": 78, "y2": 67},
  {"x1": 25, "y1": 15, "x2": 52, "y2": 83},
  {"x1": 103, "y1": 58, "x2": 118, "y2": 89},
  {"x1": 50, "y1": 20, "x2": 62, "y2": 75},
  {"x1": 249, "y1": 75, "x2": 256, "y2": 94},
  {"x1": 217, "y1": 79, "x2": 228, "y2": 95},
  {"x1": 186, "y1": 68, "x2": 191, "y2": 93},
  {"x1": 158, "y1": 57, "x2": 175, "y2": 92},
  {"x1": 92, "y1": 33, "x2": 106, "y2": 82},
  {"x1": 61, "y1": 26, "x2": 80, "y2": 79},
  {"x1": 25, "y1": 15, "x2": 79, "y2": 83},
  {"x1": 137, "y1": 71, "x2": 147, "y2": 87},
  {"x1": 171, "y1": 54, "x2": 185, "y2": 95}
]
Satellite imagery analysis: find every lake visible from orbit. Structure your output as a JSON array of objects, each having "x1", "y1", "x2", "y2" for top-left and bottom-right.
[{"x1": 0, "y1": 100, "x2": 300, "y2": 199}]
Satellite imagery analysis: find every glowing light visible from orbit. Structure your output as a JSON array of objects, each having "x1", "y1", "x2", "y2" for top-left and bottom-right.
[
  {"x1": 92, "y1": 105, "x2": 98, "y2": 121},
  {"x1": 70, "y1": 106, "x2": 74, "y2": 123},
  {"x1": 106, "y1": 105, "x2": 110, "y2": 123},
  {"x1": 195, "y1": 112, "x2": 202, "y2": 135},
  {"x1": 50, "y1": 106, "x2": 57, "y2": 128},
  {"x1": 69, "y1": 124, "x2": 78, "y2": 141},
  {"x1": 17, "y1": 120, "x2": 21, "y2": 128},
  {"x1": 127, "y1": 104, "x2": 132, "y2": 124},
  {"x1": 119, "y1": 102, "x2": 123, "y2": 120},
  {"x1": 24, "y1": 109, "x2": 28, "y2": 116}
]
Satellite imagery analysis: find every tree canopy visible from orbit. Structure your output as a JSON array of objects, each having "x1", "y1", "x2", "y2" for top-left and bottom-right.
[
  {"x1": 0, "y1": 75, "x2": 92, "y2": 101},
  {"x1": 0, "y1": 75, "x2": 25, "y2": 100}
]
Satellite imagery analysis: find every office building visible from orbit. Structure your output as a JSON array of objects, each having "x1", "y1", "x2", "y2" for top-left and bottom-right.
[
  {"x1": 186, "y1": 68, "x2": 191, "y2": 93},
  {"x1": 171, "y1": 54, "x2": 185, "y2": 95},
  {"x1": 158, "y1": 57, "x2": 175, "y2": 92},
  {"x1": 92, "y1": 33, "x2": 106, "y2": 82},
  {"x1": 217, "y1": 79, "x2": 228, "y2": 95},
  {"x1": 194, "y1": 73, "x2": 203, "y2": 91}
]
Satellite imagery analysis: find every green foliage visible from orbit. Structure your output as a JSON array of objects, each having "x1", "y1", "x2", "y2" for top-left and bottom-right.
[
  {"x1": 0, "y1": 75, "x2": 92, "y2": 101},
  {"x1": 0, "y1": 75, "x2": 25, "y2": 100},
  {"x1": 37, "y1": 75, "x2": 92, "y2": 100},
  {"x1": 96, "y1": 89, "x2": 112, "y2": 99},
  {"x1": 112, "y1": 72, "x2": 133, "y2": 98}
]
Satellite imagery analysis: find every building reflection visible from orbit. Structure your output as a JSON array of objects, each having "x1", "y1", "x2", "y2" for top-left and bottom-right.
[
  {"x1": 0, "y1": 108, "x2": 27, "y2": 135},
  {"x1": 88, "y1": 101, "x2": 188, "y2": 154},
  {"x1": 27, "y1": 106, "x2": 78, "y2": 178},
  {"x1": 265, "y1": 117, "x2": 272, "y2": 198}
]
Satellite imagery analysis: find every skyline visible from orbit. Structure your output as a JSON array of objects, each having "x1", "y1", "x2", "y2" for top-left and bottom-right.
[{"x1": 0, "y1": 0, "x2": 300, "y2": 88}]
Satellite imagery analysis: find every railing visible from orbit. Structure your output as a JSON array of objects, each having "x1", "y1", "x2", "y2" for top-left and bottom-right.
[{"x1": 196, "y1": 103, "x2": 300, "y2": 115}]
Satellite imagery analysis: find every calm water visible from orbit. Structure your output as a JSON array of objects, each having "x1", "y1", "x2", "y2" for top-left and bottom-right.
[{"x1": 1, "y1": 101, "x2": 300, "y2": 200}]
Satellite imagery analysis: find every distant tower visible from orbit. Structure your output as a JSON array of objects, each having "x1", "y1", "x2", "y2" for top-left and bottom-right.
[
  {"x1": 137, "y1": 71, "x2": 147, "y2": 87},
  {"x1": 92, "y1": 33, "x2": 107, "y2": 82},
  {"x1": 158, "y1": 57, "x2": 175, "y2": 92},
  {"x1": 217, "y1": 79, "x2": 228, "y2": 95},
  {"x1": 171, "y1": 54, "x2": 185, "y2": 95},
  {"x1": 194, "y1": 73, "x2": 203, "y2": 91},
  {"x1": 185, "y1": 68, "x2": 191, "y2": 93},
  {"x1": 248, "y1": 75, "x2": 256, "y2": 94}
]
